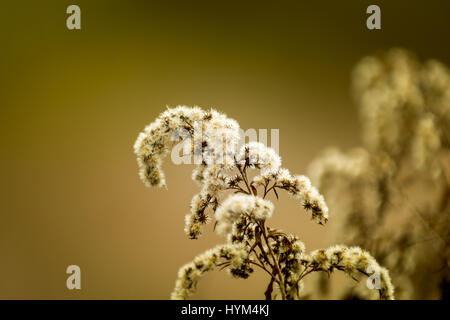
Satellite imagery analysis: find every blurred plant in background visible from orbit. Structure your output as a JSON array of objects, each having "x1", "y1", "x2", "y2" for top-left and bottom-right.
[
  {"x1": 134, "y1": 107, "x2": 395, "y2": 300},
  {"x1": 309, "y1": 48, "x2": 450, "y2": 299}
]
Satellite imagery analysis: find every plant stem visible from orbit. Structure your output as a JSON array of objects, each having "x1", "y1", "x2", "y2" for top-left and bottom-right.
[{"x1": 260, "y1": 221, "x2": 287, "y2": 300}]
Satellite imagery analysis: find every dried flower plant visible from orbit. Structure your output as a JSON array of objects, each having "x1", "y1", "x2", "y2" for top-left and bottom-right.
[
  {"x1": 309, "y1": 48, "x2": 449, "y2": 299},
  {"x1": 134, "y1": 106, "x2": 394, "y2": 300}
]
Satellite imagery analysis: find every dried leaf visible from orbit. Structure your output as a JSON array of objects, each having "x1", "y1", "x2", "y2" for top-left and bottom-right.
[{"x1": 251, "y1": 185, "x2": 258, "y2": 196}]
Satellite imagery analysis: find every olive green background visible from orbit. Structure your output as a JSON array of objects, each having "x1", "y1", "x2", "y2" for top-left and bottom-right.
[{"x1": 1, "y1": 1, "x2": 449, "y2": 299}]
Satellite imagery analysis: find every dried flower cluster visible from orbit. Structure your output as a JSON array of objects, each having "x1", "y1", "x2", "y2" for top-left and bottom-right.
[
  {"x1": 309, "y1": 48, "x2": 449, "y2": 299},
  {"x1": 134, "y1": 106, "x2": 240, "y2": 188},
  {"x1": 171, "y1": 243, "x2": 251, "y2": 300},
  {"x1": 134, "y1": 106, "x2": 394, "y2": 300}
]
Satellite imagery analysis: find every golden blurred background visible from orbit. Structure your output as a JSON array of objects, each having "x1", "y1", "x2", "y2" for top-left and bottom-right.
[{"x1": 1, "y1": 0, "x2": 449, "y2": 299}]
